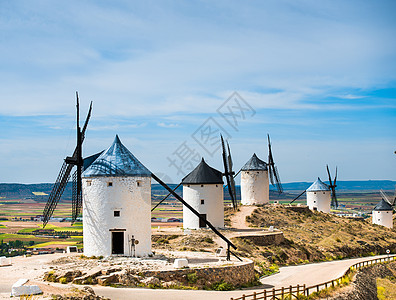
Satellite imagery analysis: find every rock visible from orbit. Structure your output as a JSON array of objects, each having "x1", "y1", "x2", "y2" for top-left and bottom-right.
[
  {"x1": 97, "y1": 274, "x2": 118, "y2": 286},
  {"x1": 142, "y1": 276, "x2": 160, "y2": 286},
  {"x1": 82, "y1": 286, "x2": 95, "y2": 295}
]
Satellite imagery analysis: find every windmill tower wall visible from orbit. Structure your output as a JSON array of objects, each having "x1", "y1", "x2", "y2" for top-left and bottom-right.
[
  {"x1": 241, "y1": 170, "x2": 269, "y2": 205},
  {"x1": 372, "y1": 210, "x2": 393, "y2": 228},
  {"x1": 306, "y1": 190, "x2": 331, "y2": 213},
  {"x1": 182, "y1": 184, "x2": 224, "y2": 229},
  {"x1": 82, "y1": 176, "x2": 151, "y2": 257}
]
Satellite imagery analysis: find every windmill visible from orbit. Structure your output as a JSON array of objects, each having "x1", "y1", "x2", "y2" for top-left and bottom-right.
[
  {"x1": 42, "y1": 93, "x2": 92, "y2": 227},
  {"x1": 221, "y1": 135, "x2": 237, "y2": 209},
  {"x1": 151, "y1": 135, "x2": 240, "y2": 260},
  {"x1": 289, "y1": 165, "x2": 338, "y2": 209},
  {"x1": 372, "y1": 189, "x2": 394, "y2": 228},
  {"x1": 267, "y1": 134, "x2": 283, "y2": 194}
]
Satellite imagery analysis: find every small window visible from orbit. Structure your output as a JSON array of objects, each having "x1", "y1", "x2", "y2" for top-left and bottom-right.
[
  {"x1": 246, "y1": 171, "x2": 249, "y2": 174},
  {"x1": 201, "y1": 199, "x2": 205, "y2": 205},
  {"x1": 108, "y1": 182, "x2": 113, "y2": 187},
  {"x1": 187, "y1": 185, "x2": 190, "y2": 187},
  {"x1": 323, "y1": 192, "x2": 325, "y2": 194},
  {"x1": 137, "y1": 181, "x2": 141, "y2": 187},
  {"x1": 257, "y1": 172, "x2": 259, "y2": 174},
  {"x1": 314, "y1": 192, "x2": 316, "y2": 194},
  {"x1": 87, "y1": 181, "x2": 92, "y2": 186},
  {"x1": 314, "y1": 201, "x2": 316, "y2": 203},
  {"x1": 216, "y1": 185, "x2": 218, "y2": 187},
  {"x1": 114, "y1": 211, "x2": 120, "y2": 217},
  {"x1": 201, "y1": 184, "x2": 204, "y2": 187}
]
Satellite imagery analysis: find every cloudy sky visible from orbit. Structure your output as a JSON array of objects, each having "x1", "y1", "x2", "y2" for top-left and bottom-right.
[{"x1": 0, "y1": 0, "x2": 395, "y2": 184}]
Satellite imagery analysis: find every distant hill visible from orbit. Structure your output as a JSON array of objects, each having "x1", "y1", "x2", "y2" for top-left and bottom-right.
[
  {"x1": 0, "y1": 180, "x2": 394, "y2": 200},
  {"x1": 280, "y1": 180, "x2": 396, "y2": 192}
]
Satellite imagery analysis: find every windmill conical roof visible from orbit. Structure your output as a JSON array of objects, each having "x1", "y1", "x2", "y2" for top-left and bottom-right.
[
  {"x1": 241, "y1": 153, "x2": 268, "y2": 171},
  {"x1": 373, "y1": 199, "x2": 393, "y2": 211},
  {"x1": 82, "y1": 135, "x2": 151, "y2": 177},
  {"x1": 306, "y1": 177, "x2": 330, "y2": 192},
  {"x1": 182, "y1": 158, "x2": 223, "y2": 185}
]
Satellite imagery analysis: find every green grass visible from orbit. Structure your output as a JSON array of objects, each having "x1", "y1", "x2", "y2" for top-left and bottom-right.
[
  {"x1": 28, "y1": 241, "x2": 77, "y2": 248},
  {"x1": 0, "y1": 224, "x2": 6, "y2": 228},
  {"x1": 0, "y1": 233, "x2": 37, "y2": 239}
]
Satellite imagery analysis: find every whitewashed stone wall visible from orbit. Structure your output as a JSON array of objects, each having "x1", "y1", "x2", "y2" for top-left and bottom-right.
[
  {"x1": 306, "y1": 190, "x2": 331, "y2": 213},
  {"x1": 241, "y1": 170, "x2": 269, "y2": 205},
  {"x1": 82, "y1": 176, "x2": 151, "y2": 257},
  {"x1": 372, "y1": 210, "x2": 393, "y2": 229},
  {"x1": 183, "y1": 184, "x2": 224, "y2": 229}
]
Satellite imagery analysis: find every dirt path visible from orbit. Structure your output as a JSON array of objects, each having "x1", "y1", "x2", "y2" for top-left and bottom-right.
[{"x1": 230, "y1": 206, "x2": 257, "y2": 230}]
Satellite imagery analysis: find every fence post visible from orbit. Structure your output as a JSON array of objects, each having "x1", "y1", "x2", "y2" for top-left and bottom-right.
[
  {"x1": 272, "y1": 288, "x2": 275, "y2": 300},
  {"x1": 242, "y1": 295, "x2": 245, "y2": 300},
  {"x1": 297, "y1": 284, "x2": 300, "y2": 295},
  {"x1": 317, "y1": 285, "x2": 319, "y2": 293},
  {"x1": 264, "y1": 289, "x2": 266, "y2": 299},
  {"x1": 289, "y1": 285, "x2": 292, "y2": 298},
  {"x1": 281, "y1": 287, "x2": 284, "y2": 298},
  {"x1": 253, "y1": 292, "x2": 256, "y2": 300}
]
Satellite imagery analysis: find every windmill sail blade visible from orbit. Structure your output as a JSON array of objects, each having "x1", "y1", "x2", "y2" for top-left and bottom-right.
[
  {"x1": 326, "y1": 165, "x2": 333, "y2": 187},
  {"x1": 151, "y1": 183, "x2": 182, "y2": 212},
  {"x1": 331, "y1": 190, "x2": 338, "y2": 208},
  {"x1": 273, "y1": 166, "x2": 283, "y2": 194},
  {"x1": 380, "y1": 189, "x2": 392, "y2": 205},
  {"x1": 221, "y1": 135, "x2": 237, "y2": 209},
  {"x1": 42, "y1": 162, "x2": 73, "y2": 226},
  {"x1": 289, "y1": 190, "x2": 306, "y2": 205},
  {"x1": 151, "y1": 172, "x2": 238, "y2": 253},
  {"x1": 267, "y1": 134, "x2": 282, "y2": 194},
  {"x1": 71, "y1": 170, "x2": 83, "y2": 223},
  {"x1": 268, "y1": 166, "x2": 275, "y2": 186},
  {"x1": 227, "y1": 141, "x2": 237, "y2": 207},
  {"x1": 42, "y1": 96, "x2": 92, "y2": 227}
]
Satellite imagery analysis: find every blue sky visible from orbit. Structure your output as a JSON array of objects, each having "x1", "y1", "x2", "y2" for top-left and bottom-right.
[{"x1": 0, "y1": 0, "x2": 395, "y2": 184}]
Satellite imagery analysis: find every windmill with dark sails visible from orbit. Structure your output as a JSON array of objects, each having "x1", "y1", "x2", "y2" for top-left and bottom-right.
[{"x1": 289, "y1": 165, "x2": 338, "y2": 213}]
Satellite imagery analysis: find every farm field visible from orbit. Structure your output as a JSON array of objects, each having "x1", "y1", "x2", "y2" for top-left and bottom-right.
[{"x1": 0, "y1": 189, "x2": 390, "y2": 253}]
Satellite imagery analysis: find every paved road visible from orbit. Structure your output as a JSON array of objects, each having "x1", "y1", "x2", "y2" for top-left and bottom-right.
[{"x1": 0, "y1": 254, "x2": 391, "y2": 299}]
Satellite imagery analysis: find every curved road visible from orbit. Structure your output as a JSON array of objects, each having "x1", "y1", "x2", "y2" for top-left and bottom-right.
[{"x1": 0, "y1": 254, "x2": 391, "y2": 299}]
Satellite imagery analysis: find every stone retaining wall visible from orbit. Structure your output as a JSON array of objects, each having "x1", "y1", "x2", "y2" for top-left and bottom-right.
[
  {"x1": 141, "y1": 260, "x2": 255, "y2": 287},
  {"x1": 234, "y1": 232, "x2": 284, "y2": 246}
]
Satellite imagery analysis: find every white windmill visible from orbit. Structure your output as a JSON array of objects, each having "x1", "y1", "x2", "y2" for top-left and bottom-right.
[
  {"x1": 372, "y1": 190, "x2": 394, "y2": 229},
  {"x1": 240, "y1": 153, "x2": 269, "y2": 205},
  {"x1": 82, "y1": 135, "x2": 152, "y2": 257},
  {"x1": 181, "y1": 158, "x2": 224, "y2": 229}
]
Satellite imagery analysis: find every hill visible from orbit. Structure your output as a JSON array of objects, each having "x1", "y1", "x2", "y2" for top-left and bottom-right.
[
  {"x1": 1, "y1": 180, "x2": 394, "y2": 200},
  {"x1": 232, "y1": 205, "x2": 396, "y2": 271}
]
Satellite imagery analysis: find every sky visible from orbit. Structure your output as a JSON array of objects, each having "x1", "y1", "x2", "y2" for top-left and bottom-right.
[{"x1": 0, "y1": 0, "x2": 395, "y2": 184}]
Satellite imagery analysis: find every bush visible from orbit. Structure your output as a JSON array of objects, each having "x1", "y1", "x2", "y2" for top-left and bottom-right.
[
  {"x1": 59, "y1": 277, "x2": 67, "y2": 284},
  {"x1": 187, "y1": 272, "x2": 198, "y2": 284},
  {"x1": 211, "y1": 281, "x2": 234, "y2": 291},
  {"x1": 204, "y1": 237, "x2": 214, "y2": 244}
]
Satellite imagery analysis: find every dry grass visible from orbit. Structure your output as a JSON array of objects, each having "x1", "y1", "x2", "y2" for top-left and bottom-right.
[
  {"x1": 240, "y1": 205, "x2": 396, "y2": 265},
  {"x1": 377, "y1": 277, "x2": 396, "y2": 300}
]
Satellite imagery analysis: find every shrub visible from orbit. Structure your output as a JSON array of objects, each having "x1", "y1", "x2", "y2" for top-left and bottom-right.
[
  {"x1": 59, "y1": 277, "x2": 67, "y2": 284},
  {"x1": 204, "y1": 237, "x2": 214, "y2": 244},
  {"x1": 211, "y1": 281, "x2": 234, "y2": 291},
  {"x1": 187, "y1": 272, "x2": 198, "y2": 284}
]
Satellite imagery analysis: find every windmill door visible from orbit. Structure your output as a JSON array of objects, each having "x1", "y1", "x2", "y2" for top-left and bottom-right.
[
  {"x1": 199, "y1": 214, "x2": 207, "y2": 228},
  {"x1": 112, "y1": 232, "x2": 124, "y2": 255}
]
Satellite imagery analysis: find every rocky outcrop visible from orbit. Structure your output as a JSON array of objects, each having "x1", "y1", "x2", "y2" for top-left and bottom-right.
[
  {"x1": 328, "y1": 262, "x2": 396, "y2": 300},
  {"x1": 43, "y1": 260, "x2": 255, "y2": 289}
]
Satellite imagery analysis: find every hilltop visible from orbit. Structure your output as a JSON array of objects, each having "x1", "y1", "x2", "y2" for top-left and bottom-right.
[{"x1": 231, "y1": 205, "x2": 396, "y2": 269}]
